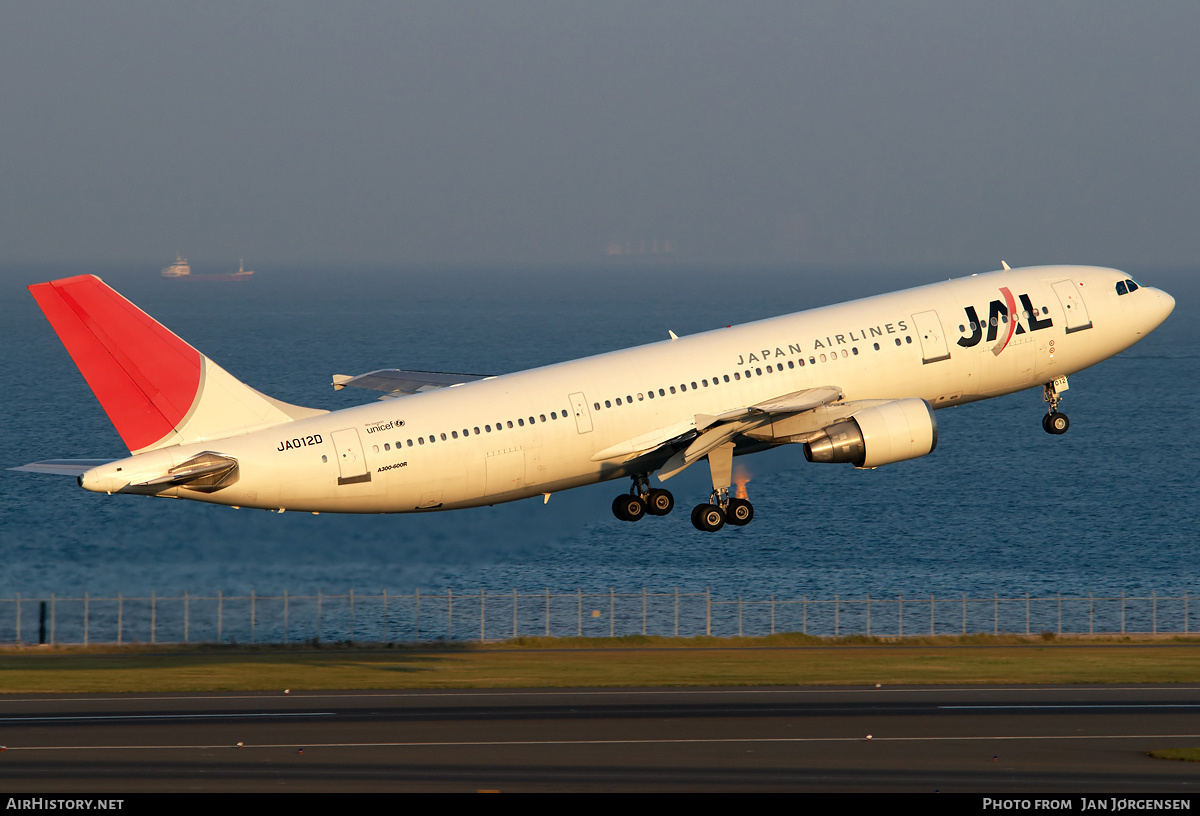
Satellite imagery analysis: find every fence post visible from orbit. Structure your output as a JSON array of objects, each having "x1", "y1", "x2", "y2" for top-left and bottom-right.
[
  {"x1": 1025, "y1": 591, "x2": 1029, "y2": 636},
  {"x1": 738, "y1": 595, "x2": 743, "y2": 637},
  {"x1": 1121, "y1": 591, "x2": 1125, "y2": 634},
  {"x1": 1058, "y1": 593, "x2": 1062, "y2": 635},
  {"x1": 218, "y1": 590, "x2": 224, "y2": 643},
  {"x1": 184, "y1": 591, "x2": 189, "y2": 643},
  {"x1": 515, "y1": 589, "x2": 519, "y2": 640},
  {"x1": 15, "y1": 593, "x2": 20, "y2": 646},
  {"x1": 642, "y1": 588, "x2": 646, "y2": 636},
  {"x1": 962, "y1": 592, "x2": 966, "y2": 635},
  {"x1": 415, "y1": 588, "x2": 420, "y2": 642},
  {"x1": 318, "y1": 590, "x2": 323, "y2": 642},
  {"x1": 480, "y1": 588, "x2": 485, "y2": 643},
  {"x1": 771, "y1": 594, "x2": 775, "y2": 636},
  {"x1": 577, "y1": 588, "x2": 582, "y2": 637},
  {"x1": 930, "y1": 593, "x2": 934, "y2": 637},
  {"x1": 84, "y1": 592, "x2": 89, "y2": 647},
  {"x1": 1153, "y1": 590, "x2": 1157, "y2": 635},
  {"x1": 867, "y1": 594, "x2": 871, "y2": 637},
  {"x1": 117, "y1": 592, "x2": 122, "y2": 645},
  {"x1": 994, "y1": 593, "x2": 998, "y2": 636},
  {"x1": 674, "y1": 587, "x2": 679, "y2": 637},
  {"x1": 803, "y1": 595, "x2": 807, "y2": 635},
  {"x1": 545, "y1": 588, "x2": 550, "y2": 638},
  {"x1": 609, "y1": 588, "x2": 614, "y2": 638},
  {"x1": 1089, "y1": 592, "x2": 1094, "y2": 635},
  {"x1": 383, "y1": 589, "x2": 389, "y2": 643},
  {"x1": 899, "y1": 594, "x2": 903, "y2": 639},
  {"x1": 351, "y1": 588, "x2": 356, "y2": 642},
  {"x1": 51, "y1": 594, "x2": 56, "y2": 645},
  {"x1": 151, "y1": 591, "x2": 156, "y2": 645},
  {"x1": 283, "y1": 590, "x2": 289, "y2": 643},
  {"x1": 706, "y1": 587, "x2": 711, "y2": 637},
  {"x1": 448, "y1": 589, "x2": 453, "y2": 640},
  {"x1": 835, "y1": 594, "x2": 839, "y2": 637},
  {"x1": 1186, "y1": 592, "x2": 1190, "y2": 635}
]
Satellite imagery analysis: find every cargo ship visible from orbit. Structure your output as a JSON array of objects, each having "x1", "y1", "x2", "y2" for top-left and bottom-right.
[{"x1": 162, "y1": 256, "x2": 254, "y2": 281}]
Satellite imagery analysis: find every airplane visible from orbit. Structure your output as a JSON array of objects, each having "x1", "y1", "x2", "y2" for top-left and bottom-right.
[{"x1": 13, "y1": 264, "x2": 1174, "y2": 532}]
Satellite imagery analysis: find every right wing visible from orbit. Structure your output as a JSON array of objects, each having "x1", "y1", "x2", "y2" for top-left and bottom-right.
[{"x1": 332, "y1": 369, "x2": 492, "y2": 398}]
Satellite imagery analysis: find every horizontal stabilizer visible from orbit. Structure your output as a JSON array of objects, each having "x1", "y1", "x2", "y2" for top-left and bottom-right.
[
  {"x1": 333, "y1": 369, "x2": 492, "y2": 396},
  {"x1": 9, "y1": 459, "x2": 116, "y2": 476}
]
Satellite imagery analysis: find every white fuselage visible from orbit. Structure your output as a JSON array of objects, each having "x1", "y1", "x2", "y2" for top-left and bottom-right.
[{"x1": 80, "y1": 265, "x2": 1174, "y2": 512}]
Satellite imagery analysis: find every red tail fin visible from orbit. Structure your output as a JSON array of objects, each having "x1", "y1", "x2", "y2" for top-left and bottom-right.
[
  {"x1": 30, "y1": 275, "x2": 325, "y2": 453},
  {"x1": 30, "y1": 276, "x2": 203, "y2": 452}
]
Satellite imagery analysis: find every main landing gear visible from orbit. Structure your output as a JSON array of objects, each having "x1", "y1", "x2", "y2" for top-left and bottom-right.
[
  {"x1": 689, "y1": 441, "x2": 754, "y2": 533},
  {"x1": 611, "y1": 473, "x2": 674, "y2": 522},
  {"x1": 1042, "y1": 376, "x2": 1070, "y2": 435}
]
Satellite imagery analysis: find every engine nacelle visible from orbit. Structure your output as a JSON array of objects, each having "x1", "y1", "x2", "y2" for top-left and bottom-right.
[{"x1": 803, "y1": 398, "x2": 937, "y2": 469}]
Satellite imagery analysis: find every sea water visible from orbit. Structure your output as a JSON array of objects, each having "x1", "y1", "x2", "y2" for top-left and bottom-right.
[{"x1": 0, "y1": 263, "x2": 1196, "y2": 631}]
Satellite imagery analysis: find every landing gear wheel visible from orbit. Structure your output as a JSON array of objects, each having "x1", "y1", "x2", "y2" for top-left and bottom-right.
[
  {"x1": 691, "y1": 504, "x2": 726, "y2": 532},
  {"x1": 725, "y1": 498, "x2": 754, "y2": 526},
  {"x1": 1043, "y1": 411, "x2": 1069, "y2": 435},
  {"x1": 612, "y1": 494, "x2": 646, "y2": 522},
  {"x1": 645, "y1": 488, "x2": 674, "y2": 516}
]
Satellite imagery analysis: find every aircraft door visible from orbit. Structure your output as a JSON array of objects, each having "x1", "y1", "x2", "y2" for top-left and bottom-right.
[
  {"x1": 331, "y1": 428, "x2": 371, "y2": 485},
  {"x1": 911, "y1": 310, "x2": 951, "y2": 364},
  {"x1": 569, "y1": 392, "x2": 593, "y2": 433},
  {"x1": 1051, "y1": 280, "x2": 1094, "y2": 334}
]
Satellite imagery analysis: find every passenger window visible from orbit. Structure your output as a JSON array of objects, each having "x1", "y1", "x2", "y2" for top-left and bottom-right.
[
  {"x1": 594, "y1": 403, "x2": 601, "y2": 411},
  {"x1": 485, "y1": 425, "x2": 492, "y2": 433},
  {"x1": 452, "y1": 431, "x2": 459, "y2": 439},
  {"x1": 419, "y1": 437, "x2": 425, "y2": 445},
  {"x1": 507, "y1": 420, "x2": 514, "y2": 428},
  {"x1": 615, "y1": 398, "x2": 622, "y2": 405},
  {"x1": 734, "y1": 372, "x2": 741, "y2": 380},
  {"x1": 679, "y1": 385, "x2": 686, "y2": 393},
  {"x1": 518, "y1": 418, "x2": 525, "y2": 426},
  {"x1": 384, "y1": 443, "x2": 390, "y2": 451},
  {"x1": 670, "y1": 386, "x2": 676, "y2": 394},
  {"x1": 690, "y1": 382, "x2": 696, "y2": 390},
  {"x1": 605, "y1": 400, "x2": 611, "y2": 408},
  {"x1": 540, "y1": 414, "x2": 546, "y2": 421}
]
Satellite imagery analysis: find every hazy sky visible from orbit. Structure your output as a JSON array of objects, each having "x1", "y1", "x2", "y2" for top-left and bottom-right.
[{"x1": 3, "y1": 2, "x2": 1199, "y2": 270}]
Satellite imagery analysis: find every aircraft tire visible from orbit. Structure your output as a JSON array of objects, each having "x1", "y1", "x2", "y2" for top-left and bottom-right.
[
  {"x1": 613, "y1": 494, "x2": 646, "y2": 522},
  {"x1": 726, "y1": 498, "x2": 754, "y2": 526},
  {"x1": 1044, "y1": 411, "x2": 1070, "y2": 435},
  {"x1": 694, "y1": 504, "x2": 725, "y2": 532},
  {"x1": 646, "y1": 488, "x2": 674, "y2": 516}
]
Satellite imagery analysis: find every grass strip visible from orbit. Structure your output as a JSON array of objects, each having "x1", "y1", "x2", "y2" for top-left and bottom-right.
[{"x1": 2, "y1": 633, "x2": 1200, "y2": 694}]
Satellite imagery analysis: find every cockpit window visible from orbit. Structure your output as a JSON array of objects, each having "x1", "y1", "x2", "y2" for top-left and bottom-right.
[
  {"x1": 1127, "y1": 279, "x2": 1139, "y2": 292},
  {"x1": 1116, "y1": 281, "x2": 1128, "y2": 295}
]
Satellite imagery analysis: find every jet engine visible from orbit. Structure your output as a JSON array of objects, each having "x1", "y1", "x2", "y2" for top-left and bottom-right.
[{"x1": 803, "y1": 398, "x2": 937, "y2": 469}]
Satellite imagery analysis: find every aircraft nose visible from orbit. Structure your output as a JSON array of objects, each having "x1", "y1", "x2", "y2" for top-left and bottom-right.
[{"x1": 1152, "y1": 287, "x2": 1175, "y2": 324}]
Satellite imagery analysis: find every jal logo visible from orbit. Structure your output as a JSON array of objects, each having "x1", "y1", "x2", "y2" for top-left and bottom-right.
[{"x1": 957, "y1": 287, "x2": 1053, "y2": 354}]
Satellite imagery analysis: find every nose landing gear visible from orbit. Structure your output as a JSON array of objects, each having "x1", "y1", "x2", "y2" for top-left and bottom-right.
[{"x1": 1042, "y1": 376, "x2": 1070, "y2": 435}]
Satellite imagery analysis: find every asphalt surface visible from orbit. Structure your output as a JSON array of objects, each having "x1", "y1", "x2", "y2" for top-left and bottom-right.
[{"x1": 1, "y1": 685, "x2": 1199, "y2": 792}]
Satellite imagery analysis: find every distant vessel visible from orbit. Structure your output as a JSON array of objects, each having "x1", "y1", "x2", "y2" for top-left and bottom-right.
[
  {"x1": 162, "y1": 256, "x2": 255, "y2": 282},
  {"x1": 161, "y1": 254, "x2": 191, "y2": 278}
]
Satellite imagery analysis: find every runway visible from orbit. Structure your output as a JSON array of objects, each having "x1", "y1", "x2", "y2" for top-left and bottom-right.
[{"x1": 1, "y1": 685, "x2": 1199, "y2": 792}]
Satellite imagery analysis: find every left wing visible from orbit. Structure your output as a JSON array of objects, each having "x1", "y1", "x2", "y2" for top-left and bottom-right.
[
  {"x1": 332, "y1": 368, "x2": 492, "y2": 398},
  {"x1": 590, "y1": 386, "x2": 846, "y2": 479}
]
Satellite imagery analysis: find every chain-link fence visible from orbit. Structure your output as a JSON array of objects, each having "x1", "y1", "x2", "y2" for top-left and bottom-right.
[{"x1": 2, "y1": 588, "x2": 1197, "y2": 646}]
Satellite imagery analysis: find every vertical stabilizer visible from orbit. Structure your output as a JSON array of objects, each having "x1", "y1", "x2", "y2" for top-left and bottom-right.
[{"x1": 29, "y1": 275, "x2": 326, "y2": 453}]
